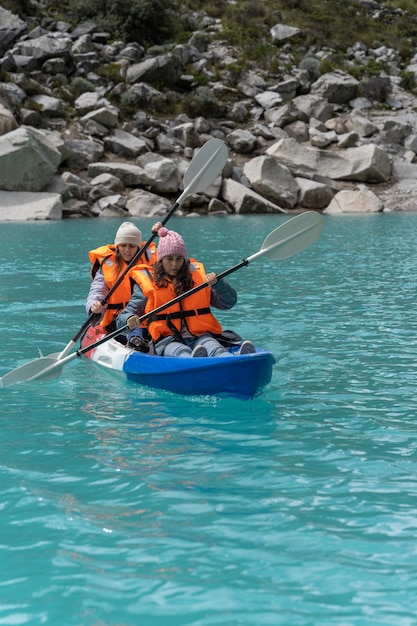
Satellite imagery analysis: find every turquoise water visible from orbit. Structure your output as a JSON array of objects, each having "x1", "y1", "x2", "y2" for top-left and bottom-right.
[{"x1": 1, "y1": 213, "x2": 417, "y2": 625}]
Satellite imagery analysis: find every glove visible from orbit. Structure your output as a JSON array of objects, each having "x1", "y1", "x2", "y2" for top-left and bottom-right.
[{"x1": 127, "y1": 316, "x2": 141, "y2": 329}]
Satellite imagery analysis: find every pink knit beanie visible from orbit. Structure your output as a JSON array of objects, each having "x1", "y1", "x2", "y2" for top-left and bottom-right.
[{"x1": 157, "y1": 228, "x2": 188, "y2": 261}]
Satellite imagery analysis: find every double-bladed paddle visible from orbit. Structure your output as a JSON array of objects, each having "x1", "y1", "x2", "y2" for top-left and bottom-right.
[
  {"x1": 0, "y1": 211, "x2": 323, "y2": 387},
  {"x1": 56, "y1": 137, "x2": 228, "y2": 361}
]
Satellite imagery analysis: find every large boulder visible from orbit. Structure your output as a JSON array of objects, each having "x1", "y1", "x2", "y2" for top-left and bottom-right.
[
  {"x1": 324, "y1": 186, "x2": 383, "y2": 214},
  {"x1": 243, "y1": 155, "x2": 300, "y2": 209},
  {"x1": 267, "y1": 138, "x2": 392, "y2": 183},
  {"x1": 311, "y1": 70, "x2": 360, "y2": 104},
  {"x1": 222, "y1": 178, "x2": 287, "y2": 214},
  {"x1": 266, "y1": 138, "x2": 320, "y2": 178},
  {"x1": 317, "y1": 144, "x2": 392, "y2": 183},
  {"x1": 0, "y1": 7, "x2": 27, "y2": 56},
  {"x1": 14, "y1": 32, "x2": 72, "y2": 62},
  {"x1": 0, "y1": 191, "x2": 63, "y2": 221},
  {"x1": 0, "y1": 126, "x2": 63, "y2": 191},
  {"x1": 126, "y1": 53, "x2": 183, "y2": 86}
]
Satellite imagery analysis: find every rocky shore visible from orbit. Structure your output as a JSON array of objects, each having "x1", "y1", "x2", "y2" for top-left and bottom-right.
[{"x1": 2, "y1": 1, "x2": 417, "y2": 221}]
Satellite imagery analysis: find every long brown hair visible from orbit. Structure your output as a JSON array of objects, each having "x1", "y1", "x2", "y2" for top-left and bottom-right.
[
  {"x1": 153, "y1": 260, "x2": 194, "y2": 296},
  {"x1": 112, "y1": 247, "x2": 126, "y2": 280}
]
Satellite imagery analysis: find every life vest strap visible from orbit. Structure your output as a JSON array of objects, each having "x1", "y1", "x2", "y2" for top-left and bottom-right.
[{"x1": 149, "y1": 307, "x2": 211, "y2": 323}]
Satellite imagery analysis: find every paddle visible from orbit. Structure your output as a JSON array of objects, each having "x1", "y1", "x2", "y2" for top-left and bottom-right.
[
  {"x1": 56, "y1": 137, "x2": 228, "y2": 360},
  {"x1": 0, "y1": 211, "x2": 323, "y2": 387}
]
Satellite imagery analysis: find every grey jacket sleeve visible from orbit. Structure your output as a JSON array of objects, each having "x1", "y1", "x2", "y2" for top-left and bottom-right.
[
  {"x1": 210, "y1": 278, "x2": 237, "y2": 310},
  {"x1": 86, "y1": 269, "x2": 108, "y2": 315},
  {"x1": 116, "y1": 283, "x2": 147, "y2": 328}
]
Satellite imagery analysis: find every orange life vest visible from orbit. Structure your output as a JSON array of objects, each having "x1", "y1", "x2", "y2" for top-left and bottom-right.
[
  {"x1": 130, "y1": 260, "x2": 223, "y2": 342},
  {"x1": 88, "y1": 243, "x2": 157, "y2": 329}
]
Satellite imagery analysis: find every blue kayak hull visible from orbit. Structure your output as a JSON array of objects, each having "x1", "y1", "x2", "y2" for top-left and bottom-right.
[
  {"x1": 82, "y1": 328, "x2": 275, "y2": 399},
  {"x1": 123, "y1": 349, "x2": 275, "y2": 399}
]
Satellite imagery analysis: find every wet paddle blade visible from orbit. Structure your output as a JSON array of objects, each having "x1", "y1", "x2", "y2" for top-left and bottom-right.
[
  {"x1": 259, "y1": 211, "x2": 323, "y2": 260},
  {"x1": 177, "y1": 138, "x2": 228, "y2": 203},
  {"x1": 0, "y1": 353, "x2": 63, "y2": 387}
]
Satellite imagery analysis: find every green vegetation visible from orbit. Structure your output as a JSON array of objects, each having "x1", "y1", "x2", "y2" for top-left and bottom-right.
[
  {"x1": 96, "y1": 63, "x2": 124, "y2": 84},
  {"x1": 9, "y1": 0, "x2": 417, "y2": 76},
  {"x1": 69, "y1": 77, "x2": 96, "y2": 98},
  {"x1": 1, "y1": 0, "x2": 32, "y2": 15},
  {"x1": 4, "y1": 0, "x2": 417, "y2": 111},
  {"x1": 177, "y1": 0, "x2": 417, "y2": 56},
  {"x1": 54, "y1": 0, "x2": 177, "y2": 47}
]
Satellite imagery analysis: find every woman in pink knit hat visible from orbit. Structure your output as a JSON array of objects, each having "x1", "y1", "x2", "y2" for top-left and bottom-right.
[{"x1": 116, "y1": 227, "x2": 255, "y2": 358}]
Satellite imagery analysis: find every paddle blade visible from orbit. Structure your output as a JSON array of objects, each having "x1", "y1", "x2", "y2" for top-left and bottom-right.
[
  {"x1": 179, "y1": 138, "x2": 228, "y2": 201},
  {"x1": 260, "y1": 211, "x2": 323, "y2": 260},
  {"x1": 0, "y1": 353, "x2": 63, "y2": 387}
]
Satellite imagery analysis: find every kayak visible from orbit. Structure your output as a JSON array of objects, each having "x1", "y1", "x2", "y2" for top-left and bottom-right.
[{"x1": 81, "y1": 326, "x2": 275, "y2": 399}]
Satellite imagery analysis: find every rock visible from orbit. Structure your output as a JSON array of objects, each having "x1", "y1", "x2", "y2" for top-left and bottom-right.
[
  {"x1": 62, "y1": 197, "x2": 94, "y2": 218},
  {"x1": 0, "y1": 3, "x2": 417, "y2": 220},
  {"x1": 316, "y1": 144, "x2": 392, "y2": 183},
  {"x1": 80, "y1": 105, "x2": 120, "y2": 130},
  {"x1": 14, "y1": 32, "x2": 73, "y2": 62},
  {"x1": 324, "y1": 186, "x2": 383, "y2": 213},
  {"x1": 135, "y1": 152, "x2": 179, "y2": 193},
  {"x1": 0, "y1": 191, "x2": 63, "y2": 220},
  {"x1": 293, "y1": 94, "x2": 335, "y2": 122},
  {"x1": 309, "y1": 127, "x2": 337, "y2": 148},
  {"x1": 264, "y1": 101, "x2": 309, "y2": 127},
  {"x1": 266, "y1": 138, "x2": 320, "y2": 178},
  {"x1": 208, "y1": 197, "x2": 232, "y2": 214},
  {"x1": 270, "y1": 24, "x2": 301, "y2": 44},
  {"x1": 0, "y1": 7, "x2": 27, "y2": 56},
  {"x1": 126, "y1": 54, "x2": 183, "y2": 86},
  {"x1": 90, "y1": 172, "x2": 124, "y2": 193},
  {"x1": 266, "y1": 138, "x2": 391, "y2": 184},
  {"x1": 0, "y1": 126, "x2": 62, "y2": 192},
  {"x1": 243, "y1": 155, "x2": 300, "y2": 209},
  {"x1": 63, "y1": 139, "x2": 104, "y2": 171},
  {"x1": 92, "y1": 193, "x2": 128, "y2": 217},
  {"x1": 61, "y1": 171, "x2": 92, "y2": 200},
  {"x1": 28, "y1": 94, "x2": 65, "y2": 117},
  {"x1": 255, "y1": 90, "x2": 283, "y2": 110},
  {"x1": 88, "y1": 161, "x2": 153, "y2": 187},
  {"x1": 226, "y1": 129, "x2": 257, "y2": 154},
  {"x1": 0, "y1": 103, "x2": 18, "y2": 135},
  {"x1": 104, "y1": 129, "x2": 148, "y2": 158},
  {"x1": 125, "y1": 188, "x2": 172, "y2": 217},
  {"x1": 311, "y1": 70, "x2": 360, "y2": 104},
  {"x1": 295, "y1": 177, "x2": 336, "y2": 209},
  {"x1": 222, "y1": 178, "x2": 287, "y2": 214},
  {"x1": 74, "y1": 92, "x2": 111, "y2": 114},
  {"x1": 344, "y1": 110, "x2": 379, "y2": 137}
]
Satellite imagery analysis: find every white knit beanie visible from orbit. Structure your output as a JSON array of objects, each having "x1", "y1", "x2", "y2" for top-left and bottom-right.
[{"x1": 114, "y1": 222, "x2": 142, "y2": 247}]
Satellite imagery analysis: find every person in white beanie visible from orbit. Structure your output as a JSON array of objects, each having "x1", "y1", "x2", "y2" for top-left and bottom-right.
[{"x1": 85, "y1": 220, "x2": 162, "y2": 333}]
